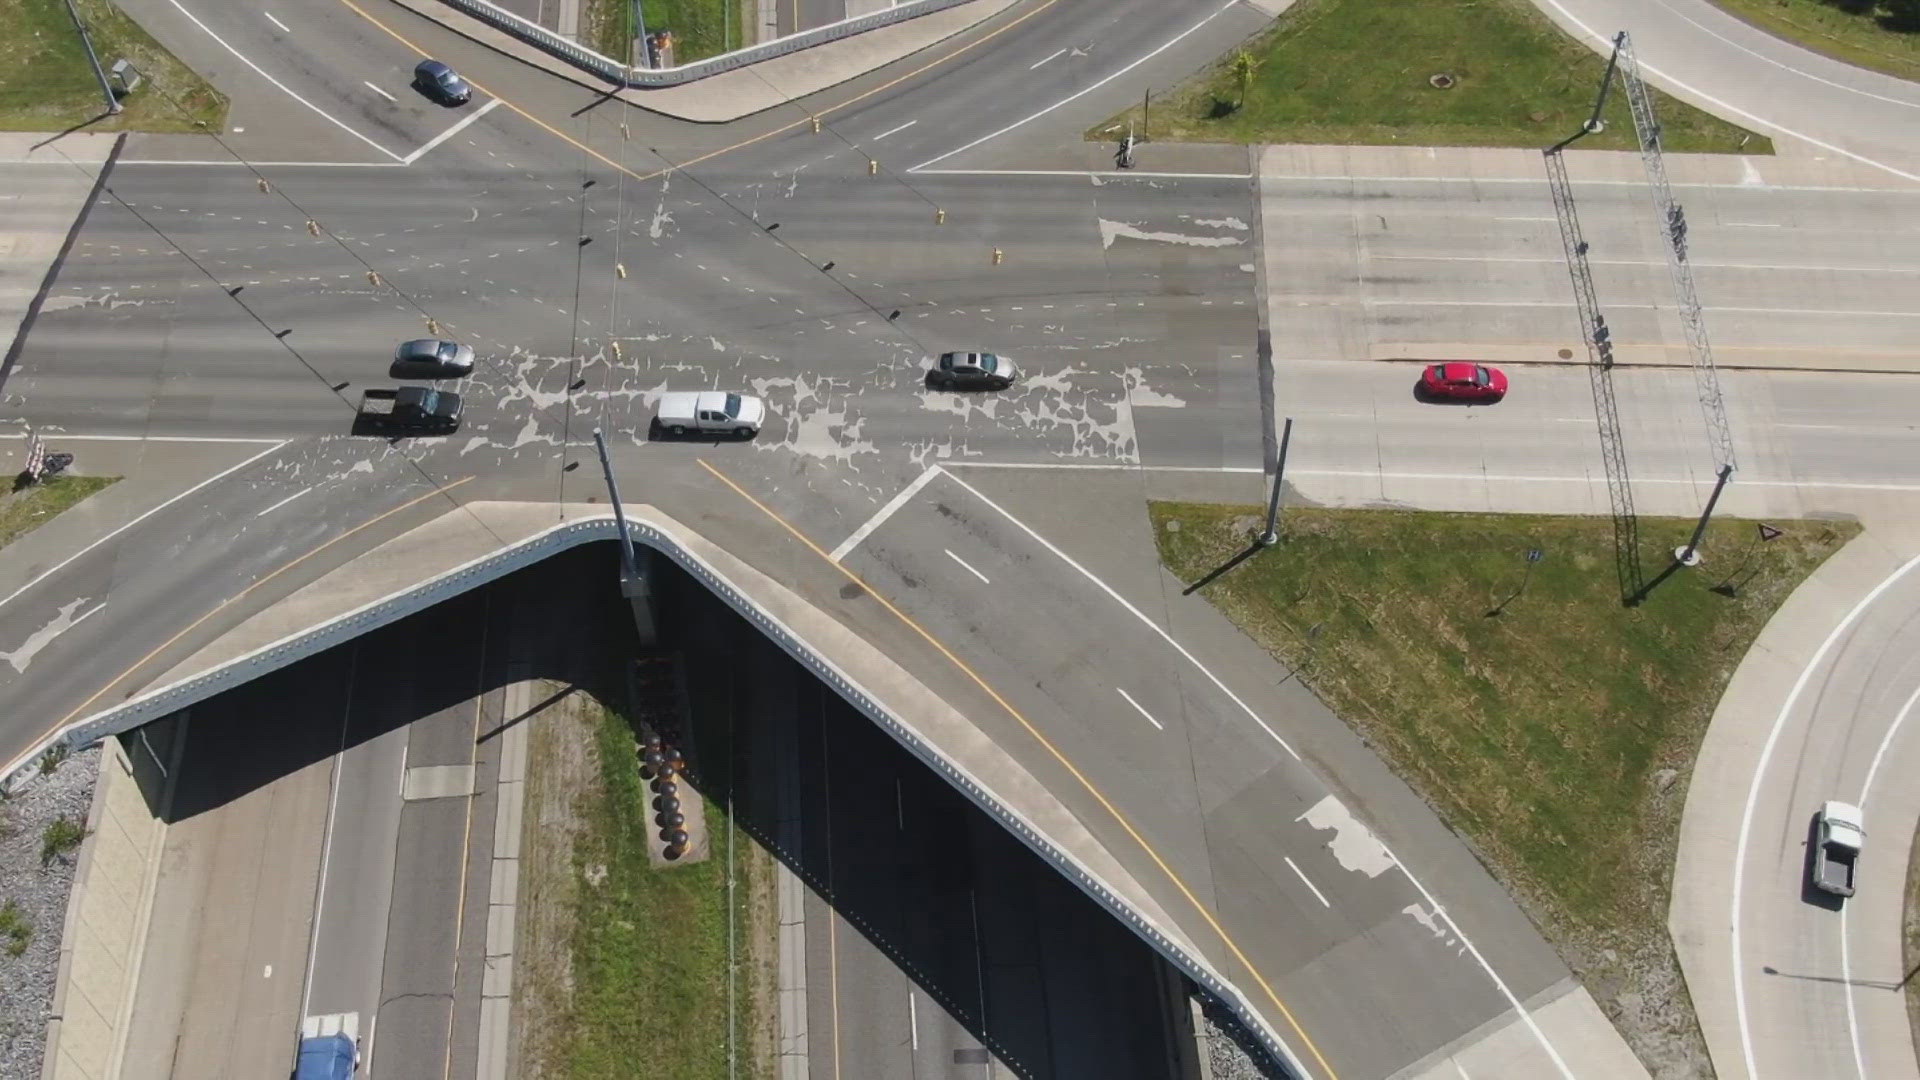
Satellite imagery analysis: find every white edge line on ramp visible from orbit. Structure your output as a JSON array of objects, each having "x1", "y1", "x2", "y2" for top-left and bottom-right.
[
  {"x1": 1533, "y1": 0, "x2": 1920, "y2": 185},
  {"x1": 829, "y1": 465, "x2": 941, "y2": 562},
  {"x1": 0, "y1": 441, "x2": 286, "y2": 615},
  {"x1": 164, "y1": 0, "x2": 405, "y2": 161},
  {"x1": 1841, "y1": 681, "x2": 1920, "y2": 1077},
  {"x1": 1731, "y1": 552, "x2": 1920, "y2": 1078},
  {"x1": 939, "y1": 465, "x2": 1578, "y2": 1077},
  {"x1": 908, "y1": 0, "x2": 1243, "y2": 173},
  {"x1": 402, "y1": 99, "x2": 502, "y2": 165}
]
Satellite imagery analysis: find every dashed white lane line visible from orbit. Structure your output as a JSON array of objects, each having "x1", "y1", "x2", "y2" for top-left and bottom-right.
[
  {"x1": 363, "y1": 80, "x2": 396, "y2": 103},
  {"x1": 1029, "y1": 47, "x2": 1067, "y2": 70},
  {"x1": 255, "y1": 487, "x2": 313, "y2": 517},
  {"x1": 870, "y1": 119, "x2": 918, "y2": 141},
  {"x1": 264, "y1": 11, "x2": 289, "y2": 31},
  {"x1": 944, "y1": 549, "x2": 990, "y2": 584},
  {"x1": 163, "y1": 0, "x2": 403, "y2": 161},
  {"x1": 1283, "y1": 857, "x2": 1330, "y2": 908},
  {"x1": 1116, "y1": 687, "x2": 1163, "y2": 731}
]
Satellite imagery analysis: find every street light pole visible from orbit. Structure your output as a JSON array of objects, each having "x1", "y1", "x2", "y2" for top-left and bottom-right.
[
  {"x1": 62, "y1": 0, "x2": 120, "y2": 116},
  {"x1": 1675, "y1": 463, "x2": 1734, "y2": 566},
  {"x1": 631, "y1": 0, "x2": 652, "y2": 69},
  {"x1": 1259, "y1": 416, "x2": 1293, "y2": 547}
]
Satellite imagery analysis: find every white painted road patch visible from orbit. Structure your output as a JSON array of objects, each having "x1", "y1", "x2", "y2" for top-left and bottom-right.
[{"x1": 1297, "y1": 795, "x2": 1396, "y2": 878}]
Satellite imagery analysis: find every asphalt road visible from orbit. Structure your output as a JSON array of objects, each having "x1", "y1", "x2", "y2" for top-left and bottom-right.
[
  {"x1": 1726, "y1": 561, "x2": 1920, "y2": 1080},
  {"x1": 669, "y1": 558, "x2": 1193, "y2": 1079},
  {"x1": 7, "y1": 0, "x2": 1920, "y2": 1075}
]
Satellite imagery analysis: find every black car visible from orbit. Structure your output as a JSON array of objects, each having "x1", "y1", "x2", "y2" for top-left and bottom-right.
[
  {"x1": 414, "y1": 60, "x2": 471, "y2": 105},
  {"x1": 390, "y1": 338, "x2": 475, "y2": 380},
  {"x1": 927, "y1": 351, "x2": 1018, "y2": 391}
]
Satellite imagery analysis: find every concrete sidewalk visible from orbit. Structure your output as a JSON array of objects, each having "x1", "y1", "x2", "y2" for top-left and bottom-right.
[
  {"x1": 388, "y1": 0, "x2": 1018, "y2": 123},
  {"x1": 1670, "y1": 523, "x2": 1920, "y2": 1080}
]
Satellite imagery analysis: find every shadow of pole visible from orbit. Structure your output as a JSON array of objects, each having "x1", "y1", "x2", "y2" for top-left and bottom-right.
[{"x1": 1182, "y1": 541, "x2": 1267, "y2": 596}]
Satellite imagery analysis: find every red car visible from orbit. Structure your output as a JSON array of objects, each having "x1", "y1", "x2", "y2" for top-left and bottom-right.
[{"x1": 1421, "y1": 362, "x2": 1508, "y2": 402}]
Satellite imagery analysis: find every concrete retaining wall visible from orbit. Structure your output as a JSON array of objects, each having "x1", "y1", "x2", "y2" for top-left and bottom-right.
[{"x1": 41, "y1": 729, "x2": 175, "y2": 1080}]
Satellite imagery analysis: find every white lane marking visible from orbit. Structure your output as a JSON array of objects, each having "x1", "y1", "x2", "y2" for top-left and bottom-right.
[
  {"x1": 118, "y1": 159, "x2": 404, "y2": 167},
  {"x1": 828, "y1": 466, "x2": 941, "y2": 562},
  {"x1": 256, "y1": 488, "x2": 312, "y2": 517},
  {"x1": 940, "y1": 467, "x2": 1298, "y2": 760},
  {"x1": 914, "y1": 168, "x2": 1251, "y2": 180},
  {"x1": 941, "y1": 466, "x2": 1576, "y2": 1078},
  {"x1": 299, "y1": 654, "x2": 358, "y2": 1024},
  {"x1": 0, "y1": 598, "x2": 104, "y2": 674},
  {"x1": 1283, "y1": 857, "x2": 1330, "y2": 908},
  {"x1": 1290, "y1": 468, "x2": 1920, "y2": 493},
  {"x1": 1731, "y1": 553, "x2": 1920, "y2": 1078},
  {"x1": 402, "y1": 99, "x2": 502, "y2": 165},
  {"x1": 870, "y1": 119, "x2": 918, "y2": 141},
  {"x1": 1726, "y1": 222, "x2": 1783, "y2": 228},
  {"x1": 1494, "y1": 216, "x2": 1556, "y2": 222},
  {"x1": 0, "y1": 442, "x2": 285, "y2": 616},
  {"x1": 1116, "y1": 687, "x2": 1163, "y2": 731},
  {"x1": 0, "y1": 433, "x2": 284, "y2": 443},
  {"x1": 163, "y1": 0, "x2": 403, "y2": 161},
  {"x1": 1325, "y1": 298, "x2": 1920, "y2": 317},
  {"x1": 264, "y1": 11, "x2": 289, "y2": 30},
  {"x1": 910, "y1": 0, "x2": 1242, "y2": 171},
  {"x1": 1640, "y1": 0, "x2": 1920, "y2": 113},
  {"x1": 363, "y1": 81, "x2": 396, "y2": 103},
  {"x1": 1372, "y1": 253, "x2": 1920, "y2": 275},
  {"x1": 1261, "y1": 172, "x2": 1920, "y2": 195},
  {"x1": 944, "y1": 549, "x2": 990, "y2": 584},
  {"x1": 1842, "y1": 678, "x2": 1920, "y2": 1078},
  {"x1": 908, "y1": 990, "x2": 919, "y2": 1050},
  {"x1": 1029, "y1": 47, "x2": 1066, "y2": 70},
  {"x1": 1534, "y1": 0, "x2": 1920, "y2": 186},
  {"x1": 943, "y1": 461, "x2": 1263, "y2": 474}
]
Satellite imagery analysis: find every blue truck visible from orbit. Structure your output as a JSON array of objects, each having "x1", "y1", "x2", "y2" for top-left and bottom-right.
[{"x1": 295, "y1": 1014, "x2": 360, "y2": 1080}]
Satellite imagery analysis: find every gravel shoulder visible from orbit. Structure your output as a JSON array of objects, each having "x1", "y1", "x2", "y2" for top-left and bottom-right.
[{"x1": 0, "y1": 746, "x2": 98, "y2": 1080}]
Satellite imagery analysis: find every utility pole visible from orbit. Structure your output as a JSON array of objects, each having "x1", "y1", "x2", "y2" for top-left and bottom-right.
[
  {"x1": 62, "y1": 0, "x2": 120, "y2": 116},
  {"x1": 632, "y1": 0, "x2": 652, "y2": 69},
  {"x1": 1675, "y1": 464, "x2": 1734, "y2": 567},
  {"x1": 594, "y1": 429, "x2": 657, "y2": 645},
  {"x1": 1259, "y1": 416, "x2": 1293, "y2": 547}
]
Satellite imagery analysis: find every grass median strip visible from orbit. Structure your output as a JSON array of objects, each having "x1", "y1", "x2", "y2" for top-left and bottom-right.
[
  {"x1": 1151, "y1": 503, "x2": 1852, "y2": 1068},
  {"x1": 1710, "y1": 0, "x2": 1920, "y2": 84},
  {"x1": 1099, "y1": 0, "x2": 1767, "y2": 153},
  {"x1": 0, "y1": 0, "x2": 226, "y2": 133},
  {"x1": 518, "y1": 686, "x2": 773, "y2": 1080},
  {"x1": 0, "y1": 475, "x2": 116, "y2": 551}
]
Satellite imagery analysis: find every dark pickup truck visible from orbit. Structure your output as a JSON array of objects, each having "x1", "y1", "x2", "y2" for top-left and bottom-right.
[{"x1": 357, "y1": 387, "x2": 463, "y2": 434}]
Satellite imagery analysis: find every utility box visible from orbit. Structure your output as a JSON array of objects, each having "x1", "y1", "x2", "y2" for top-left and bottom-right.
[{"x1": 110, "y1": 59, "x2": 142, "y2": 97}]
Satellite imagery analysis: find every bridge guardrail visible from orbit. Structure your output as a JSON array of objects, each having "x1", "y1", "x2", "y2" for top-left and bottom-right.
[
  {"x1": 434, "y1": 0, "x2": 978, "y2": 89},
  {"x1": 7, "y1": 516, "x2": 1302, "y2": 1078}
]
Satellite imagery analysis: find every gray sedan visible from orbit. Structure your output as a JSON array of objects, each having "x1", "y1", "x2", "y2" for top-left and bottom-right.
[{"x1": 389, "y1": 339, "x2": 475, "y2": 380}]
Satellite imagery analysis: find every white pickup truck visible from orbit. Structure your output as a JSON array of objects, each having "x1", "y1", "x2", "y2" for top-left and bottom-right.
[
  {"x1": 655, "y1": 391, "x2": 765, "y2": 438},
  {"x1": 1811, "y1": 801, "x2": 1864, "y2": 898}
]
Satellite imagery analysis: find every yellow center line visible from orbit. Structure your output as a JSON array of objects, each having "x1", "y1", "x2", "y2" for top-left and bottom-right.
[
  {"x1": 333, "y1": 0, "x2": 1059, "y2": 182},
  {"x1": 695, "y1": 459, "x2": 1339, "y2": 1080},
  {"x1": 42, "y1": 477, "x2": 477, "y2": 739}
]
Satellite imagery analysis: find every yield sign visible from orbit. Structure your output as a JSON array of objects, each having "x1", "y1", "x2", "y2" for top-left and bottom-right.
[{"x1": 1757, "y1": 523, "x2": 1784, "y2": 542}]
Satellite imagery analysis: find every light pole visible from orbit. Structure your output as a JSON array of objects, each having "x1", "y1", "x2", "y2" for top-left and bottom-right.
[
  {"x1": 1258, "y1": 416, "x2": 1293, "y2": 546},
  {"x1": 62, "y1": 0, "x2": 120, "y2": 116}
]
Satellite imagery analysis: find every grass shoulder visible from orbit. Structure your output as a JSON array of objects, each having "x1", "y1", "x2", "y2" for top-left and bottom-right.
[
  {"x1": 0, "y1": 0, "x2": 226, "y2": 133},
  {"x1": 1151, "y1": 504, "x2": 1853, "y2": 1066},
  {"x1": 1710, "y1": 0, "x2": 1920, "y2": 84},
  {"x1": 516, "y1": 682, "x2": 773, "y2": 1080},
  {"x1": 1098, "y1": 0, "x2": 1768, "y2": 153},
  {"x1": 585, "y1": 0, "x2": 753, "y2": 65},
  {"x1": 0, "y1": 475, "x2": 117, "y2": 551}
]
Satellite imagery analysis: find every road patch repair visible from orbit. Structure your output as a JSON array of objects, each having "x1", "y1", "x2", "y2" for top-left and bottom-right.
[{"x1": 1151, "y1": 501, "x2": 1854, "y2": 1075}]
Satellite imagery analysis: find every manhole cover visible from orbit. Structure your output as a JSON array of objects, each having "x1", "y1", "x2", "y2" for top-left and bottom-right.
[{"x1": 1429, "y1": 73, "x2": 1456, "y2": 89}]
